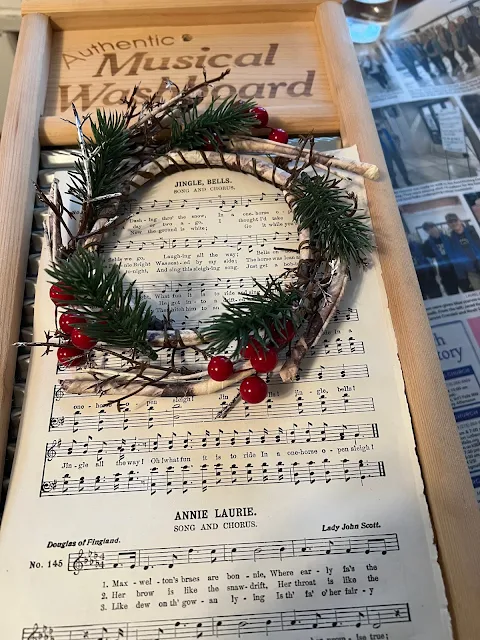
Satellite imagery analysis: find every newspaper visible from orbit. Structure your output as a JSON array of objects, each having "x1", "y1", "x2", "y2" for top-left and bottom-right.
[{"x1": 356, "y1": 0, "x2": 480, "y2": 503}]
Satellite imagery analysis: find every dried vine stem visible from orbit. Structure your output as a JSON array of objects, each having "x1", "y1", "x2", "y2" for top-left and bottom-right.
[
  {"x1": 132, "y1": 69, "x2": 231, "y2": 131},
  {"x1": 226, "y1": 136, "x2": 380, "y2": 180},
  {"x1": 280, "y1": 260, "x2": 348, "y2": 382},
  {"x1": 146, "y1": 329, "x2": 207, "y2": 348},
  {"x1": 127, "y1": 150, "x2": 293, "y2": 193},
  {"x1": 61, "y1": 366, "x2": 255, "y2": 398}
]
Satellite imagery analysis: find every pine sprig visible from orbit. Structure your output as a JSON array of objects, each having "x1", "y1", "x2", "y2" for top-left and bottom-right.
[
  {"x1": 291, "y1": 172, "x2": 374, "y2": 266},
  {"x1": 170, "y1": 96, "x2": 258, "y2": 150},
  {"x1": 202, "y1": 277, "x2": 301, "y2": 357},
  {"x1": 68, "y1": 109, "x2": 132, "y2": 207},
  {"x1": 46, "y1": 249, "x2": 157, "y2": 359}
]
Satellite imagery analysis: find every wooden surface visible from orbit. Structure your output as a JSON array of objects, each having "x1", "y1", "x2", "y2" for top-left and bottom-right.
[
  {"x1": 22, "y1": 0, "x2": 321, "y2": 29},
  {"x1": 0, "y1": 13, "x2": 50, "y2": 485},
  {"x1": 5, "y1": 1, "x2": 480, "y2": 636},
  {"x1": 315, "y1": 3, "x2": 480, "y2": 639},
  {"x1": 0, "y1": 31, "x2": 17, "y2": 132},
  {"x1": 37, "y1": 20, "x2": 338, "y2": 145}
]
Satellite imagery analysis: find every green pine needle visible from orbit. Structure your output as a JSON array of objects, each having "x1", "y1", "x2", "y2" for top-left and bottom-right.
[
  {"x1": 68, "y1": 108, "x2": 132, "y2": 206},
  {"x1": 46, "y1": 249, "x2": 156, "y2": 359},
  {"x1": 291, "y1": 172, "x2": 374, "y2": 266},
  {"x1": 202, "y1": 277, "x2": 301, "y2": 357},
  {"x1": 170, "y1": 96, "x2": 258, "y2": 151}
]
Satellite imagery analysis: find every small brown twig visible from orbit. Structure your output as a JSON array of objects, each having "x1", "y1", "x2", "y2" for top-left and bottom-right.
[
  {"x1": 34, "y1": 184, "x2": 75, "y2": 243},
  {"x1": 215, "y1": 392, "x2": 242, "y2": 419},
  {"x1": 131, "y1": 69, "x2": 231, "y2": 131}
]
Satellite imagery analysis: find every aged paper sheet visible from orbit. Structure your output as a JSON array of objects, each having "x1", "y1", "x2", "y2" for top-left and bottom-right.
[{"x1": 0, "y1": 148, "x2": 451, "y2": 639}]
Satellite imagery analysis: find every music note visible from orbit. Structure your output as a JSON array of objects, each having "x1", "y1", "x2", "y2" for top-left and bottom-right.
[
  {"x1": 73, "y1": 410, "x2": 81, "y2": 433},
  {"x1": 261, "y1": 462, "x2": 269, "y2": 482},
  {"x1": 62, "y1": 473, "x2": 70, "y2": 493},
  {"x1": 371, "y1": 611, "x2": 382, "y2": 629},
  {"x1": 305, "y1": 423, "x2": 312, "y2": 443},
  {"x1": 237, "y1": 620, "x2": 248, "y2": 637},
  {"x1": 331, "y1": 611, "x2": 338, "y2": 627},
  {"x1": 356, "y1": 611, "x2": 365, "y2": 628},
  {"x1": 116, "y1": 550, "x2": 137, "y2": 569},
  {"x1": 359, "y1": 459, "x2": 366, "y2": 484},
  {"x1": 366, "y1": 538, "x2": 386, "y2": 555},
  {"x1": 165, "y1": 466, "x2": 174, "y2": 494},
  {"x1": 322, "y1": 459, "x2": 331, "y2": 484}
]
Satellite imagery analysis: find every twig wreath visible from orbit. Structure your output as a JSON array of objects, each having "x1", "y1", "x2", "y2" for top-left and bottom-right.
[{"x1": 23, "y1": 70, "x2": 378, "y2": 415}]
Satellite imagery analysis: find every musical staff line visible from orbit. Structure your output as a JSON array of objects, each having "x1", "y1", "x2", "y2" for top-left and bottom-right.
[
  {"x1": 57, "y1": 337, "x2": 366, "y2": 374},
  {"x1": 45, "y1": 421, "x2": 379, "y2": 462},
  {"x1": 40, "y1": 459, "x2": 385, "y2": 496},
  {"x1": 22, "y1": 602, "x2": 411, "y2": 639},
  {"x1": 143, "y1": 191, "x2": 284, "y2": 212},
  {"x1": 49, "y1": 396, "x2": 375, "y2": 434},
  {"x1": 103, "y1": 230, "x2": 297, "y2": 254},
  {"x1": 68, "y1": 532, "x2": 400, "y2": 574}
]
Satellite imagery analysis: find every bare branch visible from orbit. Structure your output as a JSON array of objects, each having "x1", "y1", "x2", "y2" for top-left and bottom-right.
[
  {"x1": 34, "y1": 183, "x2": 75, "y2": 242},
  {"x1": 131, "y1": 69, "x2": 231, "y2": 131}
]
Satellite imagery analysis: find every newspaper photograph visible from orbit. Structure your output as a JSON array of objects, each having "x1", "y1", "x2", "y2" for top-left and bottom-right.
[{"x1": 356, "y1": 0, "x2": 480, "y2": 502}]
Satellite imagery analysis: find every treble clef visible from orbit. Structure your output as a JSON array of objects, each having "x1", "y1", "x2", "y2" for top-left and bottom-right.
[
  {"x1": 72, "y1": 548, "x2": 85, "y2": 575},
  {"x1": 26, "y1": 624, "x2": 39, "y2": 640},
  {"x1": 54, "y1": 386, "x2": 64, "y2": 401},
  {"x1": 45, "y1": 440, "x2": 60, "y2": 462}
]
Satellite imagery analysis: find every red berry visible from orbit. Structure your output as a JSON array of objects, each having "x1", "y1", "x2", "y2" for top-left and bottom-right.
[
  {"x1": 268, "y1": 128, "x2": 288, "y2": 144},
  {"x1": 208, "y1": 356, "x2": 234, "y2": 382},
  {"x1": 203, "y1": 133, "x2": 223, "y2": 151},
  {"x1": 270, "y1": 320, "x2": 295, "y2": 347},
  {"x1": 49, "y1": 282, "x2": 75, "y2": 305},
  {"x1": 250, "y1": 106, "x2": 269, "y2": 128},
  {"x1": 250, "y1": 346, "x2": 278, "y2": 373},
  {"x1": 57, "y1": 345, "x2": 86, "y2": 367},
  {"x1": 59, "y1": 313, "x2": 86, "y2": 335},
  {"x1": 240, "y1": 338, "x2": 263, "y2": 360},
  {"x1": 71, "y1": 328, "x2": 97, "y2": 351},
  {"x1": 240, "y1": 376, "x2": 268, "y2": 404}
]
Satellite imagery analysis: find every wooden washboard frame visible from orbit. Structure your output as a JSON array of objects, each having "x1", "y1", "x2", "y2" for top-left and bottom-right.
[{"x1": 0, "y1": 0, "x2": 479, "y2": 636}]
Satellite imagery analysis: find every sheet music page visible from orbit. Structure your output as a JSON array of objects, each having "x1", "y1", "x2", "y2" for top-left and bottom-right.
[{"x1": 0, "y1": 147, "x2": 452, "y2": 639}]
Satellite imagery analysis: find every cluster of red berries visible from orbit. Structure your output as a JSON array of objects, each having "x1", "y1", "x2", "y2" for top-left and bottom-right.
[
  {"x1": 203, "y1": 105, "x2": 288, "y2": 151},
  {"x1": 49, "y1": 282, "x2": 97, "y2": 367},
  {"x1": 250, "y1": 106, "x2": 288, "y2": 144},
  {"x1": 207, "y1": 320, "x2": 295, "y2": 404}
]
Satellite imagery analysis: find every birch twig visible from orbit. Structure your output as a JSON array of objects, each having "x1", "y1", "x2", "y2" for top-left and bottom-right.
[
  {"x1": 226, "y1": 136, "x2": 380, "y2": 180},
  {"x1": 61, "y1": 366, "x2": 255, "y2": 398}
]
